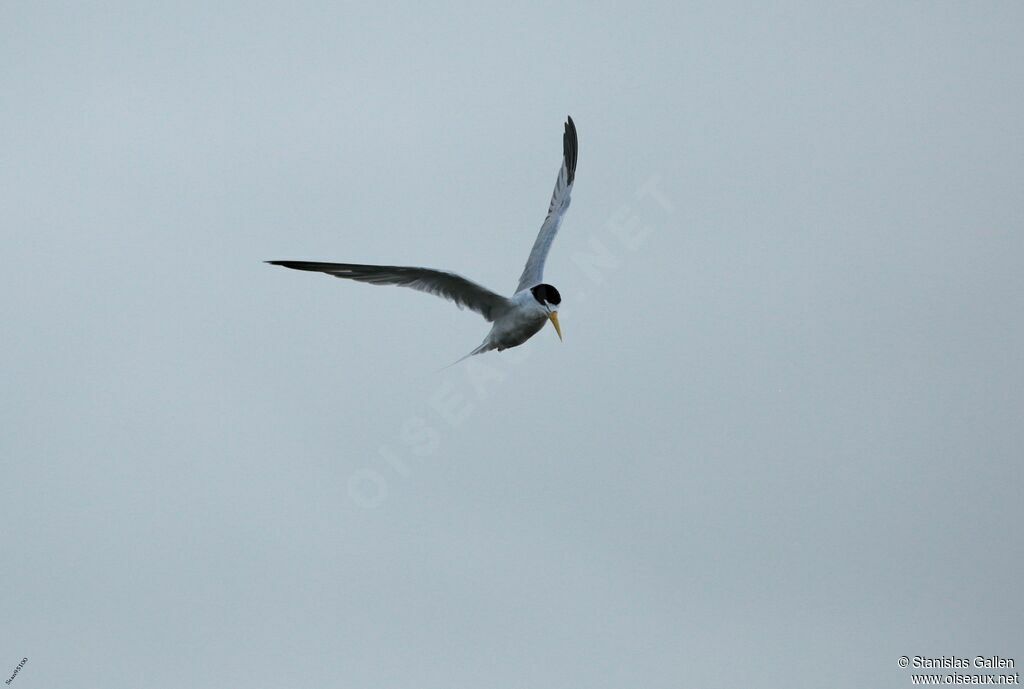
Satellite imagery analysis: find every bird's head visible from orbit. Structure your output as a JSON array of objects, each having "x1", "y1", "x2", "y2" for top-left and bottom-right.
[{"x1": 530, "y1": 284, "x2": 563, "y2": 341}]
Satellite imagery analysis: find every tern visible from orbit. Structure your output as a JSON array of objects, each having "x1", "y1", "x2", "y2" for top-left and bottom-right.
[{"x1": 267, "y1": 116, "x2": 577, "y2": 363}]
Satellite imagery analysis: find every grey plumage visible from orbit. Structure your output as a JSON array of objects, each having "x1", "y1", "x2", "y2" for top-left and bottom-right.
[{"x1": 267, "y1": 116, "x2": 578, "y2": 361}]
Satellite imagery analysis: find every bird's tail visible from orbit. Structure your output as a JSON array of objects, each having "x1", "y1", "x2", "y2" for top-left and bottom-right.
[{"x1": 439, "y1": 340, "x2": 494, "y2": 371}]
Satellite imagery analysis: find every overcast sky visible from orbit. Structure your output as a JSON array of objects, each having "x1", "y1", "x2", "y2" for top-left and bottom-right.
[{"x1": 2, "y1": 3, "x2": 1022, "y2": 688}]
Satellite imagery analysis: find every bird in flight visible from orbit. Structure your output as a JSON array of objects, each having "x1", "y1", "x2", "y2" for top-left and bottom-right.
[{"x1": 267, "y1": 116, "x2": 578, "y2": 363}]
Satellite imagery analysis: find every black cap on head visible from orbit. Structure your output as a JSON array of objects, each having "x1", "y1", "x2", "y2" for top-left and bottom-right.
[{"x1": 531, "y1": 284, "x2": 561, "y2": 306}]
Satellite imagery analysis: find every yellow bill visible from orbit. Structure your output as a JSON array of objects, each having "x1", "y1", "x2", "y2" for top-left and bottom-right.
[{"x1": 548, "y1": 312, "x2": 563, "y2": 341}]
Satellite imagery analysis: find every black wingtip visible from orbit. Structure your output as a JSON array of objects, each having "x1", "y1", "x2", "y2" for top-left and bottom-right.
[
  {"x1": 563, "y1": 116, "x2": 578, "y2": 185},
  {"x1": 266, "y1": 260, "x2": 312, "y2": 271}
]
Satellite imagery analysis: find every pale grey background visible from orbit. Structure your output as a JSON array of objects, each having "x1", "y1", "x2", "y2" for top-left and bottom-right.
[{"x1": 2, "y1": 2, "x2": 1022, "y2": 688}]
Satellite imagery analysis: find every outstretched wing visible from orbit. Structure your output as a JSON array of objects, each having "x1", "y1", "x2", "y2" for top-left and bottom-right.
[
  {"x1": 515, "y1": 116, "x2": 578, "y2": 293},
  {"x1": 267, "y1": 261, "x2": 512, "y2": 322}
]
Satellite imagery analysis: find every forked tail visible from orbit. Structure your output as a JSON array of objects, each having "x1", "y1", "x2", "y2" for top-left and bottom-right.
[{"x1": 439, "y1": 340, "x2": 494, "y2": 371}]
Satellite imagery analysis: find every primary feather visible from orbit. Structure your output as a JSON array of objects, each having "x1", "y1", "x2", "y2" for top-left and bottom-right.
[
  {"x1": 265, "y1": 261, "x2": 512, "y2": 322},
  {"x1": 516, "y1": 116, "x2": 577, "y2": 293}
]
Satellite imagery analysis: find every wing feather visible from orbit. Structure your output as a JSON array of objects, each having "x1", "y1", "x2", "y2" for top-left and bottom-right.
[
  {"x1": 266, "y1": 261, "x2": 511, "y2": 322},
  {"x1": 515, "y1": 116, "x2": 577, "y2": 293}
]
